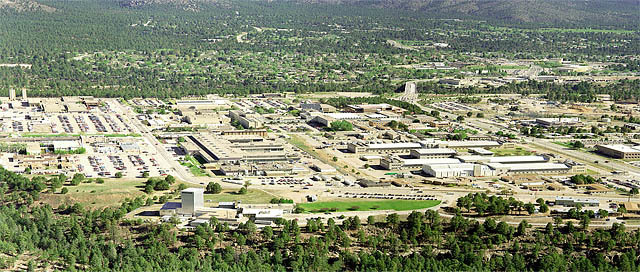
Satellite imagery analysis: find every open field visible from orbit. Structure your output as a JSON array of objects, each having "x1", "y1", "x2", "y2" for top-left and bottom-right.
[
  {"x1": 297, "y1": 199, "x2": 441, "y2": 213},
  {"x1": 39, "y1": 178, "x2": 146, "y2": 209}
]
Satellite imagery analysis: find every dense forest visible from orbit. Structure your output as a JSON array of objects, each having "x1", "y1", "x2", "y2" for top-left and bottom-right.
[
  {"x1": 3, "y1": 167, "x2": 640, "y2": 270},
  {"x1": 0, "y1": 0, "x2": 638, "y2": 99}
]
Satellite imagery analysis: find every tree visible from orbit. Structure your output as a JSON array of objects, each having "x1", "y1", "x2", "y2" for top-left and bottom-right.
[
  {"x1": 332, "y1": 156, "x2": 338, "y2": 162},
  {"x1": 329, "y1": 120, "x2": 353, "y2": 131},
  {"x1": 238, "y1": 187, "x2": 247, "y2": 195},
  {"x1": 61, "y1": 187, "x2": 69, "y2": 194},
  {"x1": 165, "y1": 175, "x2": 176, "y2": 184},
  {"x1": 572, "y1": 141, "x2": 584, "y2": 149},
  {"x1": 115, "y1": 172, "x2": 123, "y2": 178},
  {"x1": 525, "y1": 203, "x2": 536, "y2": 215},
  {"x1": 142, "y1": 171, "x2": 150, "y2": 178},
  {"x1": 456, "y1": 116, "x2": 465, "y2": 122},
  {"x1": 517, "y1": 220, "x2": 529, "y2": 236},
  {"x1": 206, "y1": 182, "x2": 222, "y2": 194},
  {"x1": 367, "y1": 215, "x2": 375, "y2": 225},
  {"x1": 71, "y1": 173, "x2": 85, "y2": 186}
]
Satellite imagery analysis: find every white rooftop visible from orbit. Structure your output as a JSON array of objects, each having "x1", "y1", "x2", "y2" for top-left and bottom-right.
[
  {"x1": 182, "y1": 188, "x2": 205, "y2": 193},
  {"x1": 599, "y1": 144, "x2": 640, "y2": 153},
  {"x1": 438, "y1": 140, "x2": 501, "y2": 147},
  {"x1": 368, "y1": 142, "x2": 422, "y2": 149},
  {"x1": 487, "y1": 163, "x2": 569, "y2": 171},
  {"x1": 326, "y1": 113, "x2": 362, "y2": 119},
  {"x1": 413, "y1": 148, "x2": 457, "y2": 155},
  {"x1": 402, "y1": 158, "x2": 461, "y2": 166}
]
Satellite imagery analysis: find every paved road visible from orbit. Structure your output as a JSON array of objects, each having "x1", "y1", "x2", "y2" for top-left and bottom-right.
[{"x1": 118, "y1": 101, "x2": 204, "y2": 185}]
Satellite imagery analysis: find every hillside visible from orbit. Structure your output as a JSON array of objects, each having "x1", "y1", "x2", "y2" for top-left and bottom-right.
[
  {"x1": 0, "y1": 0, "x2": 55, "y2": 12},
  {"x1": 291, "y1": 0, "x2": 639, "y2": 26}
]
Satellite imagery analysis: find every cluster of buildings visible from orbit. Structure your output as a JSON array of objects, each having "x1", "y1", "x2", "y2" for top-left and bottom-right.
[{"x1": 160, "y1": 188, "x2": 288, "y2": 228}]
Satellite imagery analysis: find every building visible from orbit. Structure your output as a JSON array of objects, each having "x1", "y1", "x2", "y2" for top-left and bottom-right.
[
  {"x1": 437, "y1": 140, "x2": 501, "y2": 150},
  {"x1": 347, "y1": 103, "x2": 393, "y2": 113},
  {"x1": 347, "y1": 142, "x2": 423, "y2": 154},
  {"x1": 486, "y1": 163, "x2": 571, "y2": 174},
  {"x1": 535, "y1": 117, "x2": 581, "y2": 127},
  {"x1": 456, "y1": 155, "x2": 548, "y2": 164},
  {"x1": 181, "y1": 188, "x2": 205, "y2": 216},
  {"x1": 423, "y1": 163, "x2": 494, "y2": 178},
  {"x1": 410, "y1": 148, "x2": 457, "y2": 159},
  {"x1": 380, "y1": 157, "x2": 461, "y2": 170},
  {"x1": 555, "y1": 196, "x2": 599, "y2": 207},
  {"x1": 596, "y1": 144, "x2": 640, "y2": 159},
  {"x1": 9, "y1": 88, "x2": 15, "y2": 101}
]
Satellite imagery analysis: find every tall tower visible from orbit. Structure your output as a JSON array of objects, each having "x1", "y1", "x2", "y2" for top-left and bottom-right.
[
  {"x1": 180, "y1": 188, "x2": 204, "y2": 216},
  {"x1": 9, "y1": 89, "x2": 15, "y2": 101},
  {"x1": 22, "y1": 89, "x2": 27, "y2": 100}
]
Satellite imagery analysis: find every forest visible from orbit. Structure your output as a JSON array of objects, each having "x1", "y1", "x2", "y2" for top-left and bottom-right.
[
  {"x1": 2, "y1": 167, "x2": 640, "y2": 270},
  {"x1": 0, "y1": 0, "x2": 638, "y2": 99}
]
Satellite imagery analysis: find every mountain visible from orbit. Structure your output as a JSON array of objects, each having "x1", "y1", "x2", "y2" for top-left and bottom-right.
[
  {"x1": 112, "y1": 0, "x2": 639, "y2": 26},
  {"x1": 281, "y1": 0, "x2": 640, "y2": 26},
  {"x1": 0, "y1": 0, "x2": 56, "y2": 12}
]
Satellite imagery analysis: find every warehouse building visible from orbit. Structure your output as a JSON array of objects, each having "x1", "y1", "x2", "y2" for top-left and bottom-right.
[
  {"x1": 456, "y1": 155, "x2": 548, "y2": 164},
  {"x1": 423, "y1": 163, "x2": 494, "y2": 178},
  {"x1": 486, "y1": 163, "x2": 571, "y2": 174},
  {"x1": 380, "y1": 157, "x2": 460, "y2": 170},
  {"x1": 595, "y1": 144, "x2": 640, "y2": 159},
  {"x1": 410, "y1": 148, "x2": 457, "y2": 159},
  {"x1": 555, "y1": 196, "x2": 599, "y2": 207},
  {"x1": 348, "y1": 142, "x2": 423, "y2": 154}
]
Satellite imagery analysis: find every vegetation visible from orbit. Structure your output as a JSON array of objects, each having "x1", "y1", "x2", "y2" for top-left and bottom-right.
[{"x1": 297, "y1": 200, "x2": 440, "y2": 213}]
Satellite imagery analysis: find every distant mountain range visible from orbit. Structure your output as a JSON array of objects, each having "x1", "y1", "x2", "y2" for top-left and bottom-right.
[
  {"x1": 0, "y1": 0, "x2": 55, "y2": 12},
  {"x1": 3, "y1": 0, "x2": 638, "y2": 27},
  {"x1": 292, "y1": 0, "x2": 639, "y2": 25}
]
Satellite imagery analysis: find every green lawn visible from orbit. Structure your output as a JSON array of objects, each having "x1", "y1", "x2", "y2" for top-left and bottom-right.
[
  {"x1": 41, "y1": 178, "x2": 147, "y2": 208},
  {"x1": 490, "y1": 148, "x2": 533, "y2": 156},
  {"x1": 204, "y1": 189, "x2": 275, "y2": 204},
  {"x1": 297, "y1": 200, "x2": 441, "y2": 213}
]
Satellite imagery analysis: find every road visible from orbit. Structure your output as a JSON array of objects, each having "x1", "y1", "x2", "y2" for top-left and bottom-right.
[{"x1": 118, "y1": 101, "x2": 204, "y2": 185}]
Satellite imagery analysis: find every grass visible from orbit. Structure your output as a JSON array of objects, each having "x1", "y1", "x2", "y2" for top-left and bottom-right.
[
  {"x1": 297, "y1": 199, "x2": 441, "y2": 213},
  {"x1": 490, "y1": 148, "x2": 533, "y2": 156},
  {"x1": 203, "y1": 189, "x2": 275, "y2": 204},
  {"x1": 552, "y1": 141, "x2": 573, "y2": 148},
  {"x1": 39, "y1": 179, "x2": 146, "y2": 209}
]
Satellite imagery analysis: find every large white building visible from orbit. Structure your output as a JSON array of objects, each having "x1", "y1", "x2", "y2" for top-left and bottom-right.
[{"x1": 423, "y1": 163, "x2": 494, "y2": 178}]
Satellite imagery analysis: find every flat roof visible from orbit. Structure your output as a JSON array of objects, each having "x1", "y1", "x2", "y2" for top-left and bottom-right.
[
  {"x1": 325, "y1": 113, "x2": 362, "y2": 119},
  {"x1": 368, "y1": 142, "x2": 422, "y2": 149},
  {"x1": 487, "y1": 163, "x2": 569, "y2": 171},
  {"x1": 457, "y1": 155, "x2": 547, "y2": 163},
  {"x1": 412, "y1": 148, "x2": 457, "y2": 155},
  {"x1": 424, "y1": 163, "x2": 477, "y2": 171},
  {"x1": 182, "y1": 188, "x2": 205, "y2": 193},
  {"x1": 403, "y1": 158, "x2": 461, "y2": 166},
  {"x1": 598, "y1": 144, "x2": 640, "y2": 153},
  {"x1": 439, "y1": 140, "x2": 500, "y2": 147}
]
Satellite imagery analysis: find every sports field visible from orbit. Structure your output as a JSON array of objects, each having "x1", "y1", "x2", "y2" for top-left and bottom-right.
[{"x1": 297, "y1": 199, "x2": 440, "y2": 213}]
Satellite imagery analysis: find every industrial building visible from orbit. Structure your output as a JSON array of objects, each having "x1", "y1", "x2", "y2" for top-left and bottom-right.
[
  {"x1": 535, "y1": 117, "x2": 581, "y2": 127},
  {"x1": 348, "y1": 142, "x2": 423, "y2": 154},
  {"x1": 184, "y1": 133, "x2": 298, "y2": 163},
  {"x1": 380, "y1": 157, "x2": 461, "y2": 170},
  {"x1": 595, "y1": 144, "x2": 640, "y2": 159},
  {"x1": 555, "y1": 196, "x2": 599, "y2": 207},
  {"x1": 423, "y1": 163, "x2": 494, "y2": 178},
  {"x1": 181, "y1": 188, "x2": 205, "y2": 215},
  {"x1": 410, "y1": 148, "x2": 457, "y2": 159},
  {"x1": 456, "y1": 155, "x2": 548, "y2": 164}
]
